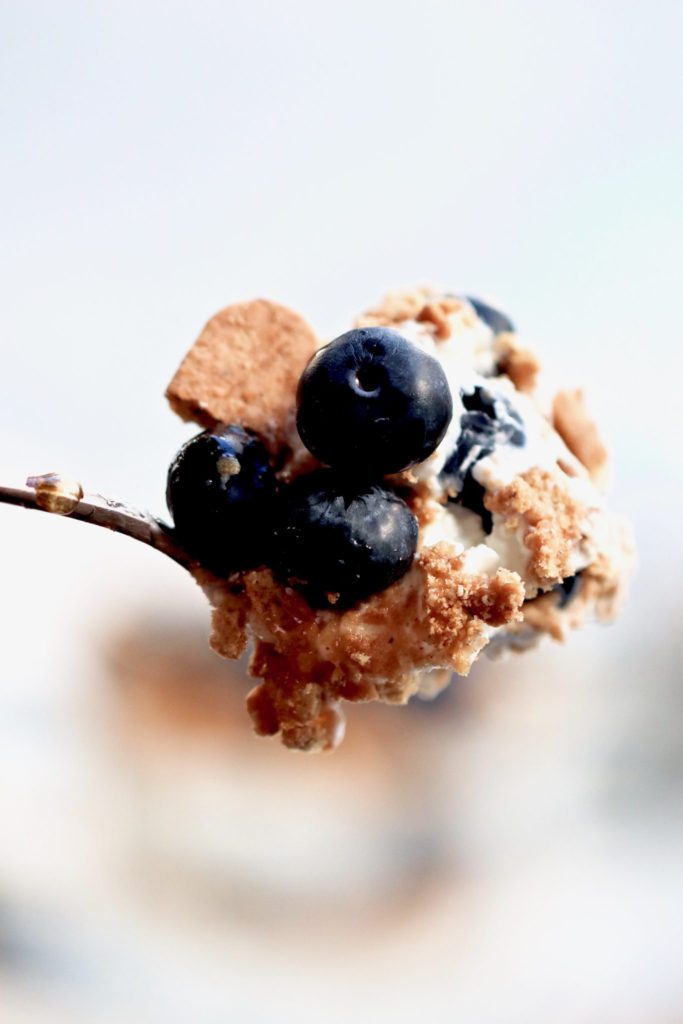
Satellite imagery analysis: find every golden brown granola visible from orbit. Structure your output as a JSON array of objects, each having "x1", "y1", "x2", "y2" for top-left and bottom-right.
[
  {"x1": 495, "y1": 334, "x2": 540, "y2": 393},
  {"x1": 415, "y1": 297, "x2": 462, "y2": 340},
  {"x1": 354, "y1": 288, "x2": 432, "y2": 328},
  {"x1": 388, "y1": 473, "x2": 442, "y2": 530},
  {"x1": 552, "y1": 388, "x2": 609, "y2": 483},
  {"x1": 519, "y1": 591, "x2": 566, "y2": 641},
  {"x1": 514, "y1": 544, "x2": 627, "y2": 646},
  {"x1": 355, "y1": 289, "x2": 470, "y2": 338},
  {"x1": 484, "y1": 468, "x2": 587, "y2": 587},
  {"x1": 202, "y1": 544, "x2": 525, "y2": 750},
  {"x1": 166, "y1": 299, "x2": 317, "y2": 450}
]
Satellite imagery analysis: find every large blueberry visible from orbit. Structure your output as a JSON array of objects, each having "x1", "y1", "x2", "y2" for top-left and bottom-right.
[
  {"x1": 296, "y1": 327, "x2": 453, "y2": 476},
  {"x1": 441, "y1": 386, "x2": 525, "y2": 533},
  {"x1": 166, "y1": 425, "x2": 277, "y2": 575},
  {"x1": 466, "y1": 296, "x2": 515, "y2": 336},
  {"x1": 273, "y1": 471, "x2": 418, "y2": 610}
]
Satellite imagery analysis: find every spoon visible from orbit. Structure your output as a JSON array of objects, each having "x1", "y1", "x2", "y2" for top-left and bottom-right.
[{"x1": 0, "y1": 473, "x2": 193, "y2": 570}]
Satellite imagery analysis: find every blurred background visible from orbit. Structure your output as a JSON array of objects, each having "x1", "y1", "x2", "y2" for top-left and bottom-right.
[{"x1": 1, "y1": 1, "x2": 682, "y2": 1021}]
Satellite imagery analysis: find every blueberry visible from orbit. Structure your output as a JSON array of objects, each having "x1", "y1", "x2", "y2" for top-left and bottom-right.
[
  {"x1": 554, "y1": 572, "x2": 583, "y2": 608},
  {"x1": 466, "y1": 296, "x2": 515, "y2": 335},
  {"x1": 166, "y1": 425, "x2": 277, "y2": 575},
  {"x1": 441, "y1": 386, "x2": 525, "y2": 533},
  {"x1": 524, "y1": 572, "x2": 584, "y2": 611},
  {"x1": 453, "y1": 475, "x2": 493, "y2": 534},
  {"x1": 296, "y1": 327, "x2": 453, "y2": 476},
  {"x1": 273, "y1": 471, "x2": 418, "y2": 610}
]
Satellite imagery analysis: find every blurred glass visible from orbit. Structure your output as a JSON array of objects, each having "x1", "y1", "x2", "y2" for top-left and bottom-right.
[{"x1": 102, "y1": 616, "x2": 455, "y2": 927}]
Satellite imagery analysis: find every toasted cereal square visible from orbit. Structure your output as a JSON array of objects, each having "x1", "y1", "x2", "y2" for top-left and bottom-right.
[{"x1": 166, "y1": 299, "x2": 317, "y2": 448}]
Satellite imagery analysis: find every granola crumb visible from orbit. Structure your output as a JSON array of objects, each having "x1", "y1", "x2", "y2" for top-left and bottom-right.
[
  {"x1": 354, "y1": 288, "x2": 432, "y2": 328},
  {"x1": 520, "y1": 591, "x2": 567, "y2": 641},
  {"x1": 201, "y1": 545, "x2": 525, "y2": 749},
  {"x1": 191, "y1": 567, "x2": 249, "y2": 660},
  {"x1": 415, "y1": 298, "x2": 461, "y2": 340},
  {"x1": 166, "y1": 299, "x2": 317, "y2": 451},
  {"x1": 485, "y1": 468, "x2": 586, "y2": 586},
  {"x1": 517, "y1": 543, "x2": 630, "y2": 646},
  {"x1": 552, "y1": 388, "x2": 609, "y2": 483},
  {"x1": 495, "y1": 334, "x2": 540, "y2": 392}
]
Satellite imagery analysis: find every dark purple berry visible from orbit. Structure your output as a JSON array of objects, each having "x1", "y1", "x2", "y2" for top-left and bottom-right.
[
  {"x1": 466, "y1": 296, "x2": 515, "y2": 335},
  {"x1": 441, "y1": 386, "x2": 525, "y2": 533},
  {"x1": 296, "y1": 327, "x2": 453, "y2": 476},
  {"x1": 273, "y1": 471, "x2": 418, "y2": 610},
  {"x1": 166, "y1": 425, "x2": 276, "y2": 575},
  {"x1": 554, "y1": 572, "x2": 583, "y2": 608}
]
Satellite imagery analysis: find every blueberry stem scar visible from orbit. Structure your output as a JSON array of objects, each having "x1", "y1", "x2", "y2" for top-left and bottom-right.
[{"x1": 0, "y1": 480, "x2": 193, "y2": 570}]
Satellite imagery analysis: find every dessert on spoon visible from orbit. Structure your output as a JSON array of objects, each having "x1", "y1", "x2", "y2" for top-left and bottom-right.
[{"x1": 1, "y1": 289, "x2": 634, "y2": 751}]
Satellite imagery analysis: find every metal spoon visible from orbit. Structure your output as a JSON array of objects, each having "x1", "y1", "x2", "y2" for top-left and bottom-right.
[{"x1": 0, "y1": 473, "x2": 193, "y2": 570}]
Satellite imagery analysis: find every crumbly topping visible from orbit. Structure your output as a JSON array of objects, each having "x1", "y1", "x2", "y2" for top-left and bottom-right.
[
  {"x1": 513, "y1": 539, "x2": 630, "y2": 647},
  {"x1": 552, "y1": 389, "x2": 609, "y2": 484},
  {"x1": 556, "y1": 457, "x2": 580, "y2": 478},
  {"x1": 495, "y1": 334, "x2": 540, "y2": 393},
  {"x1": 208, "y1": 588, "x2": 249, "y2": 660},
  {"x1": 166, "y1": 288, "x2": 633, "y2": 751},
  {"x1": 484, "y1": 467, "x2": 587, "y2": 587},
  {"x1": 354, "y1": 288, "x2": 433, "y2": 328},
  {"x1": 246, "y1": 659, "x2": 346, "y2": 753},
  {"x1": 415, "y1": 298, "x2": 462, "y2": 340},
  {"x1": 519, "y1": 591, "x2": 566, "y2": 641},
  {"x1": 419, "y1": 544, "x2": 525, "y2": 670},
  {"x1": 203, "y1": 544, "x2": 524, "y2": 750},
  {"x1": 581, "y1": 549, "x2": 630, "y2": 622},
  {"x1": 355, "y1": 288, "x2": 468, "y2": 341},
  {"x1": 388, "y1": 473, "x2": 443, "y2": 531},
  {"x1": 166, "y1": 299, "x2": 317, "y2": 451},
  {"x1": 189, "y1": 567, "x2": 248, "y2": 660}
]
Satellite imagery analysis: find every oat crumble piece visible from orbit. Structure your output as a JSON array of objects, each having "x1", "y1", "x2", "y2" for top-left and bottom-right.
[
  {"x1": 484, "y1": 468, "x2": 587, "y2": 587},
  {"x1": 205, "y1": 544, "x2": 525, "y2": 750},
  {"x1": 166, "y1": 299, "x2": 317, "y2": 450},
  {"x1": 354, "y1": 288, "x2": 432, "y2": 328},
  {"x1": 494, "y1": 334, "x2": 541, "y2": 393},
  {"x1": 415, "y1": 298, "x2": 462, "y2": 340},
  {"x1": 552, "y1": 388, "x2": 609, "y2": 483}
]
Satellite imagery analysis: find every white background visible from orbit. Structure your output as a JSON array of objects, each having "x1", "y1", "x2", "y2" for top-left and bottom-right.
[{"x1": 1, "y1": 2, "x2": 683, "y2": 1022}]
